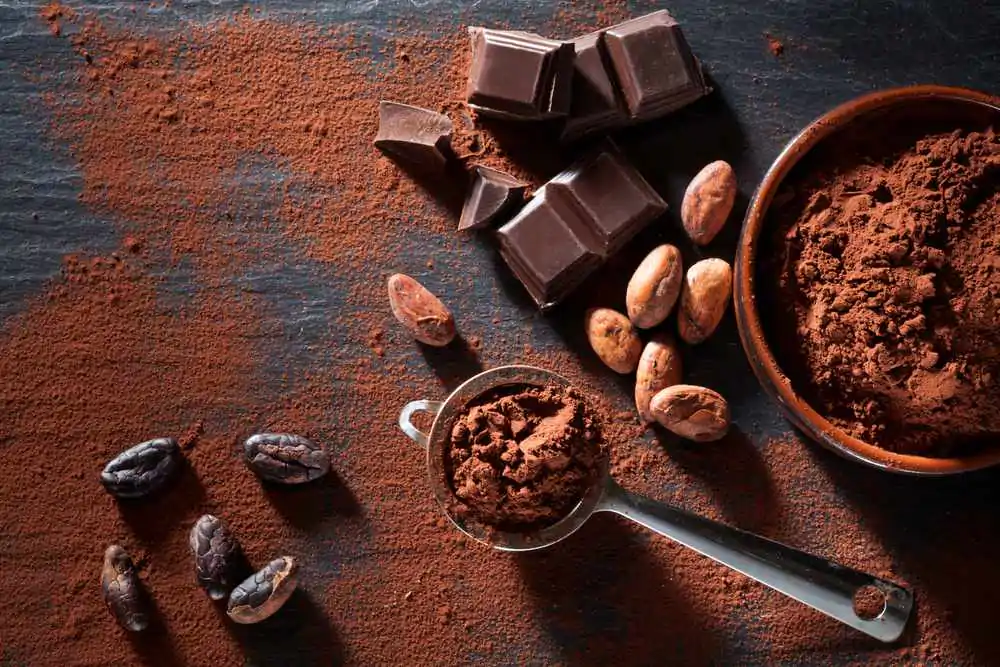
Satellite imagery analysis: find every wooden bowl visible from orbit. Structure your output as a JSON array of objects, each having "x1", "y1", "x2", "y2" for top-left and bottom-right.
[{"x1": 734, "y1": 85, "x2": 1000, "y2": 475}]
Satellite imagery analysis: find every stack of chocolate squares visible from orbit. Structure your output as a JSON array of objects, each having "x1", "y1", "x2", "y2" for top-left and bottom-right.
[{"x1": 374, "y1": 9, "x2": 711, "y2": 310}]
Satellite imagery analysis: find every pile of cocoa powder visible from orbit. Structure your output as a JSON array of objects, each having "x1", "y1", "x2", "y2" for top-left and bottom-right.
[
  {"x1": 2, "y1": 2, "x2": 998, "y2": 666},
  {"x1": 446, "y1": 384, "x2": 604, "y2": 532},
  {"x1": 764, "y1": 112, "x2": 1000, "y2": 456}
]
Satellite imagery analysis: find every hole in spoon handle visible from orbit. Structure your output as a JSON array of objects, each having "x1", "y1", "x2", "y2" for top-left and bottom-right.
[{"x1": 398, "y1": 400, "x2": 443, "y2": 449}]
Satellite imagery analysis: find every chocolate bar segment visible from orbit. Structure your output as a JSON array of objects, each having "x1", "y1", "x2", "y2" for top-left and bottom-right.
[
  {"x1": 374, "y1": 101, "x2": 453, "y2": 170},
  {"x1": 496, "y1": 189, "x2": 603, "y2": 306},
  {"x1": 551, "y1": 149, "x2": 666, "y2": 254},
  {"x1": 496, "y1": 144, "x2": 666, "y2": 309},
  {"x1": 458, "y1": 166, "x2": 527, "y2": 231},
  {"x1": 467, "y1": 28, "x2": 575, "y2": 119},
  {"x1": 561, "y1": 31, "x2": 629, "y2": 141},
  {"x1": 603, "y1": 10, "x2": 710, "y2": 121}
]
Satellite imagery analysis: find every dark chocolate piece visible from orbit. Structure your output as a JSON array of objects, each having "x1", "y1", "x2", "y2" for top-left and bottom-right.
[
  {"x1": 603, "y1": 10, "x2": 711, "y2": 121},
  {"x1": 466, "y1": 28, "x2": 575, "y2": 120},
  {"x1": 458, "y1": 166, "x2": 527, "y2": 231},
  {"x1": 374, "y1": 101, "x2": 453, "y2": 170},
  {"x1": 496, "y1": 144, "x2": 666, "y2": 308},
  {"x1": 561, "y1": 31, "x2": 629, "y2": 141}
]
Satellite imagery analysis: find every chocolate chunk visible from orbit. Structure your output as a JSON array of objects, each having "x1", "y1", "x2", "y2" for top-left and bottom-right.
[
  {"x1": 603, "y1": 10, "x2": 711, "y2": 121},
  {"x1": 458, "y1": 166, "x2": 527, "y2": 231},
  {"x1": 466, "y1": 28, "x2": 574, "y2": 120},
  {"x1": 374, "y1": 101, "x2": 453, "y2": 170},
  {"x1": 496, "y1": 143, "x2": 666, "y2": 308},
  {"x1": 561, "y1": 31, "x2": 628, "y2": 141}
]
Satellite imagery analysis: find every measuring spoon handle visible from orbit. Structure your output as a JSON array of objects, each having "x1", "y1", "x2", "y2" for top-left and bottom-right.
[{"x1": 598, "y1": 479, "x2": 912, "y2": 642}]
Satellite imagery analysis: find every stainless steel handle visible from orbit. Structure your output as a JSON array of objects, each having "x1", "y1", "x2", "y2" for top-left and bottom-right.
[
  {"x1": 398, "y1": 400, "x2": 444, "y2": 449},
  {"x1": 598, "y1": 478, "x2": 912, "y2": 642}
]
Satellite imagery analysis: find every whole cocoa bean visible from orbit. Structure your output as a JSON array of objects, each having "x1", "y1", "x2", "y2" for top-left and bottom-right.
[
  {"x1": 678, "y1": 258, "x2": 732, "y2": 345},
  {"x1": 681, "y1": 160, "x2": 737, "y2": 245},
  {"x1": 387, "y1": 273, "x2": 456, "y2": 347},
  {"x1": 584, "y1": 307, "x2": 642, "y2": 374},
  {"x1": 244, "y1": 433, "x2": 330, "y2": 484},
  {"x1": 626, "y1": 244, "x2": 683, "y2": 329},
  {"x1": 101, "y1": 545, "x2": 150, "y2": 632},
  {"x1": 649, "y1": 384, "x2": 730, "y2": 442},
  {"x1": 190, "y1": 514, "x2": 246, "y2": 601},
  {"x1": 635, "y1": 334, "x2": 683, "y2": 423},
  {"x1": 100, "y1": 437, "x2": 180, "y2": 499},
  {"x1": 227, "y1": 556, "x2": 299, "y2": 624}
]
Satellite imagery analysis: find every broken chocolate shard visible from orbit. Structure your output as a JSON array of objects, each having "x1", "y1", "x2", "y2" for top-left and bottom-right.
[
  {"x1": 458, "y1": 166, "x2": 527, "y2": 231},
  {"x1": 374, "y1": 101, "x2": 453, "y2": 170},
  {"x1": 466, "y1": 28, "x2": 575, "y2": 120},
  {"x1": 603, "y1": 10, "x2": 711, "y2": 121},
  {"x1": 496, "y1": 143, "x2": 666, "y2": 309}
]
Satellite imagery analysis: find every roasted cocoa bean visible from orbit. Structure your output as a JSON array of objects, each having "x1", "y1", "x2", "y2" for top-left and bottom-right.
[
  {"x1": 227, "y1": 556, "x2": 299, "y2": 624},
  {"x1": 100, "y1": 437, "x2": 180, "y2": 498},
  {"x1": 101, "y1": 545, "x2": 150, "y2": 632},
  {"x1": 243, "y1": 433, "x2": 330, "y2": 484},
  {"x1": 190, "y1": 514, "x2": 246, "y2": 601}
]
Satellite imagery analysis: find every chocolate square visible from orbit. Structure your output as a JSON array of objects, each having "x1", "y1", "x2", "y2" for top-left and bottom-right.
[
  {"x1": 467, "y1": 28, "x2": 575, "y2": 119},
  {"x1": 554, "y1": 147, "x2": 667, "y2": 253},
  {"x1": 496, "y1": 187, "x2": 602, "y2": 307},
  {"x1": 602, "y1": 10, "x2": 710, "y2": 120}
]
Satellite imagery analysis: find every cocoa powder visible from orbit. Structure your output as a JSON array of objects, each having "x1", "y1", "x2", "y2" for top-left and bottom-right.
[
  {"x1": 0, "y1": 2, "x2": 994, "y2": 666},
  {"x1": 765, "y1": 114, "x2": 1000, "y2": 456},
  {"x1": 445, "y1": 384, "x2": 604, "y2": 532}
]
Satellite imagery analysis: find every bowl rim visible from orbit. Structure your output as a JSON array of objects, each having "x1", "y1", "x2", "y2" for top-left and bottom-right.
[{"x1": 734, "y1": 84, "x2": 1000, "y2": 476}]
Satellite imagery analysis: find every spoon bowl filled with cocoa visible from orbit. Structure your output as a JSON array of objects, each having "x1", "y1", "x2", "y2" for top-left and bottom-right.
[
  {"x1": 736, "y1": 85, "x2": 1000, "y2": 475},
  {"x1": 400, "y1": 365, "x2": 913, "y2": 642}
]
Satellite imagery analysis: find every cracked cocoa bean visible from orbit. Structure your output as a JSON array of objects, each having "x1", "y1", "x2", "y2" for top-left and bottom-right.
[
  {"x1": 227, "y1": 556, "x2": 299, "y2": 624},
  {"x1": 101, "y1": 545, "x2": 150, "y2": 632},
  {"x1": 190, "y1": 514, "x2": 246, "y2": 601},
  {"x1": 243, "y1": 433, "x2": 330, "y2": 484},
  {"x1": 100, "y1": 437, "x2": 180, "y2": 498}
]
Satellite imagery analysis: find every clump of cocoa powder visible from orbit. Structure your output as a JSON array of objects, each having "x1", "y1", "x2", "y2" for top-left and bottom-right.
[
  {"x1": 766, "y1": 120, "x2": 1000, "y2": 456},
  {"x1": 446, "y1": 384, "x2": 605, "y2": 532}
]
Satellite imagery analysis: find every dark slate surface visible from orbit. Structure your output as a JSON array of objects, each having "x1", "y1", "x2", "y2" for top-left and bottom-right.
[{"x1": 2, "y1": 0, "x2": 1000, "y2": 665}]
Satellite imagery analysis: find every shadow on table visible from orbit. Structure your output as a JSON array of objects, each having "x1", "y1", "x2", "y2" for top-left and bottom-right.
[
  {"x1": 652, "y1": 424, "x2": 779, "y2": 535},
  {"x1": 809, "y1": 444, "x2": 1000, "y2": 664},
  {"x1": 118, "y1": 457, "x2": 206, "y2": 545},
  {"x1": 515, "y1": 514, "x2": 722, "y2": 666},
  {"x1": 219, "y1": 588, "x2": 345, "y2": 667},
  {"x1": 419, "y1": 334, "x2": 484, "y2": 391},
  {"x1": 126, "y1": 594, "x2": 184, "y2": 667},
  {"x1": 262, "y1": 470, "x2": 362, "y2": 530}
]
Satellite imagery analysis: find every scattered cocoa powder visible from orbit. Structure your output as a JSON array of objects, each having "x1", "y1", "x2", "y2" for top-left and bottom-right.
[
  {"x1": 1, "y1": 2, "x2": 994, "y2": 666},
  {"x1": 765, "y1": 112, "x2": 1000, "y2": 455},
  {"x1": 765, "y1": 33, "x2": 785, "y2": 57},
  {"x1": 445, "y1": 384, "x2": 604, "y2": 532}
]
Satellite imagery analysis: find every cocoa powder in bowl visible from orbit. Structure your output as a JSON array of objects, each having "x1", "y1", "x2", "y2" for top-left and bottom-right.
[
  {"x1": 445, "y1": 384, "x2": 605, "y2": 533},
  {"x1": 760, "y1": 100, "x2": 1000, "y2": 457}
]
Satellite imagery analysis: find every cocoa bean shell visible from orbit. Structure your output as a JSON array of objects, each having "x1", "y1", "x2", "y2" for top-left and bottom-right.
[
  {"x1": 635, "y1": 334, "x2": 683, "y2": 423},
  {"x1": 584, "y1": 308, "x2": 642, "y2": 374},
  {"x1": 190, "y1": 514, "x2": 246, "y2": 601},
  {"x1": 101, "y1": 545, "x2": 150, "y2": 632},
  {"x1": 243, "y1": 433, "x2": 330, "y2": 484},
  {"x1": 649, "y1": 384, "x2": 730, "y2": 442},
  {"x1": 100, "y1": 437, "x2": 180, "y2": 499},
  {"x1": 227, "y1": 556, "x2": 299, "y2": 624},
  {"x1": 387, "y1": 273, "x2": 456, "y2": 347}
]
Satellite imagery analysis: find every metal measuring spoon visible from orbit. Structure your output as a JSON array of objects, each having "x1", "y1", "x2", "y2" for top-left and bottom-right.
[{"x1": 399, "y1": 365, "x2": 913, "y2": 642}]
